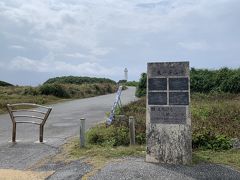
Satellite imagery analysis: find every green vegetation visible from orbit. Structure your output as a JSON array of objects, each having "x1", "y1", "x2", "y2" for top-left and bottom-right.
[
  {"x1": 135, "y1": 68, "x2": 240, "y2": 97},
  {"x1": 117, "y1": 80, "x2": 127, "y2": 84},
  {"x1": 117, "y1": 80, "x2": 138, "y2": 87},
  {"x1": 87, "y1": 124, "x2": 130, "y2": 146},
  {"x1": 136, "y1": 73, "x2": 147, "y2": 97},
  {"x1": 193, "y1": 134, "x2": 232, "y2": 151},
  {"x1": 191, "y1": 93, "x2": 240, "y2": 142},
  {"x1": 0, "y1": 86, "x2": 60, "y2": 114},
  {"x1": 191, "y1": 67, "x2": 240, "y2": 93},
  {"x1": 125, "y1": 81, "x2": 139, "y2": 87},
  {"x1": 44, "y1": 76, "x2": 116, "y2": 85},
  {"x1": 0, "y1": 80, "x2": 13, "y2": 87},
  {"x1": 86, "y1": 92, "x2": 240, "y2": 150},
  {"x1": 68, "y1": 139, "x2": 145, "y2": 160},
  {"x1": 0, "y1": 83, "x2": 116, "y2": 113},
  {"x1": 0, "y1": 76, "x2": 117, "y2": 114},
  {"x1": 86, "y1": 97, "x2": 146, "y2": 146},
  {"x1": 39, "y1": 83, "x2": 116, "y2": 98}
]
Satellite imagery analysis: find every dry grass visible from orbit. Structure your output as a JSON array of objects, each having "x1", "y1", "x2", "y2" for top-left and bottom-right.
[{"x1": 0, "y1": 86, "x2": 60, "y2": 113}]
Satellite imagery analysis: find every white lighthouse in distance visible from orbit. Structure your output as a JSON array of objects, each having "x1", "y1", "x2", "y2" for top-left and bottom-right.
[{"x1": 124, "y1": 68, "x2": 128, "y2": 82}]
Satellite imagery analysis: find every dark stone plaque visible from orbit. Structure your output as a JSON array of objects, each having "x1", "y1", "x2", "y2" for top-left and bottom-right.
[
  {"x1": 169, "y1": 92, "x2": 189, "y2": 105},
  {"x1": 148, "y1": 92, "x2": 167, "y2": 105},
  {"x1": 150, "y1": 106, "x2": 186, "y2": 124},
  {"x1": 148, "y1": 62, "x2": 189, "y2": 77},
  {"x1": 169, "y1": 78, "x2": 189, "y2": 90},
  {"x1": 148, "y1": 78, "x2": 167, "y2": 91}
]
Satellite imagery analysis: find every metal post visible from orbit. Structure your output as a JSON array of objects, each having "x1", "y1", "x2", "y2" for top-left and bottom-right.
[
  {"x1": 80, "y1": 118, "x2": 85, "y2": 148},
  {"x1": 12, "y1": 122, "x2": 16, "y2": 143},
  {"x1": 129, "y1": 116, "x2": 135, "y2": 145},
  {"x1": 39, "y1": 125, "x2": 44, "y2": 143}
]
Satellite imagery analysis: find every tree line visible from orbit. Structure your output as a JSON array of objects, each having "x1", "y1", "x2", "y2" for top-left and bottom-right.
[
  {"x1": 136, "y1": 67, "x2": 240, "y2": 97},
  {"x1": 44, "y1": 76, "x2": 116, "y2": 85}
]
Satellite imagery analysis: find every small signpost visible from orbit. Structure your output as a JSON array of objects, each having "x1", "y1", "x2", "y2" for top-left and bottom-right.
[{"x1": 106, "y1": 86, "x2": 123, "y2": 125}]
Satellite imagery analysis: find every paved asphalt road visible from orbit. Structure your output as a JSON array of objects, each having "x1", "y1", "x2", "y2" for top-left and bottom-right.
[{"x1": 0, "y1": 87, "x2": 136, "y2": 170}]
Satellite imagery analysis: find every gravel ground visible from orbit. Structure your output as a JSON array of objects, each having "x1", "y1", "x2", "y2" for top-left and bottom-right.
[
  {"x1": 89, "y1": 157, "x2": 240, "y2": 180},
  {"x1": 36, "y1": 160, "x2": 92, "y2": 180}
]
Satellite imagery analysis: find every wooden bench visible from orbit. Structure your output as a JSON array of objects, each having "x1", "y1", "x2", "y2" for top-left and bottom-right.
[{"x1": 7, "y1": 103, "x2": 52, "y2": 143}]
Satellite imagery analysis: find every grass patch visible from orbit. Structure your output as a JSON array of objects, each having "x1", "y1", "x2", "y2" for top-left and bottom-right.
[
  {"x1": 193, "y1": 149, "x2": 240, "y2": 170},
  {"x1": 70, "y1": 142, "x2": 145, "y2": 160}
]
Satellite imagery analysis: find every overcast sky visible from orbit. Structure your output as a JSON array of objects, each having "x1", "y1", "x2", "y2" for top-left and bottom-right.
[{"x1": 0, "y1": 0, "x2": 239, "y2": 85}]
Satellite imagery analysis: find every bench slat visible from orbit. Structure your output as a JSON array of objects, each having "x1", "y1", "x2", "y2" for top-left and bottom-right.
[
  {"x1": 13, "y1": 115, "x2": 44, "y2": 120},
  {"x1": 12, "y1": 109, "x2": 46, "y2": 114}
]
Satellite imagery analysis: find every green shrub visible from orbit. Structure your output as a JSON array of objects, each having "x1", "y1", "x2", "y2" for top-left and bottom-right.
[
  {"x1": 125, "y1": 81, "x2": 139, "y2": 87},
  {"x1": 136, "y1": 133, "x2": 146, "y2": 145},
  {"x1": 39, "y1": 83, "x2": 70, "y2": 98},
  {"x1": 193, "y1": 133, "x2": 232, "y2": 150},
  {"x1": 0, "y1": 80, "x2": 13, "y2": 87},
  {"x1": 44, "y1": 76, "x2": 116, "y2": 85},
  {"x1": 118, "y1": 80, "x2": 127, "y2": 84},
  {"x1": 87, "y1": 124, "x2": 129, "y2": 147},
  {"x1": 22, "y1": 87, "x2": 39, "y2": 96},
  {"x1": 136, "y1": 73, "x2": 147, "y2": 97},
  {"x1": 191, "y1": 67, "x2": 240, "y2": 93}
]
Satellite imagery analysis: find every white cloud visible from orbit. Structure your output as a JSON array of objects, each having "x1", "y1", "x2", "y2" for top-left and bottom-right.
[
  {"x1": 0, "y1": 0, "x2": 239, "y2": 84},
  {"x1": 7, "y1": 56, "x2": 120, "y2": 77},
  {"x1": 9, "y1": 45, "x2": 25, "y2": 50},
  {"x1": 65, "y1": 53, "x2": 91, "y2": 59}
]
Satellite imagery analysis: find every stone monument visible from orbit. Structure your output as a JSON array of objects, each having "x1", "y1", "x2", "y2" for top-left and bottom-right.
[{"x1": 146, "y1": 61, "x2": 192, "y2": 164}]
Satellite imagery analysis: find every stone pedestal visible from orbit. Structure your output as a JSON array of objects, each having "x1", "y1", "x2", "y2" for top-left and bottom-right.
[{"x1": 146, "y1": 62, "x2": 192, "y2": 165}]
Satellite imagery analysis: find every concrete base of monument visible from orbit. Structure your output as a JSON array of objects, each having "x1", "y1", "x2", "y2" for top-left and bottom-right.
[{"x1": 146, "y1": 124, "x2": 192, "y2": 165}]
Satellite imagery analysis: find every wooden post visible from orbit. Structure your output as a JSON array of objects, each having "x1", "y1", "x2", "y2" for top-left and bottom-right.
[
  {"x1": 80, "y1": 118, "x2": 85, "y2": 148},
  {"x1": 129, "y1": 116, "x2": 135, "y2": 145}
]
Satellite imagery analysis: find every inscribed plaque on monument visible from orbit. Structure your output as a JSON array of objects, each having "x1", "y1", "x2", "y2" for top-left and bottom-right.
[
  {"x1": 148, "y1": 62, "x2": 189, "y2": 77},
  {"x1": 150, "y1": 106, "x2": 186, "y2": 124},
  {"x1": 148, "y1": 78, "x2": 167, "y2": 91},
  {"x1": 169, "y1": 92, "x2": 189, "y2": 105},
  {"x1": 148, "y1": 92, "x2": 167, "y2": 105},
  {"x1": 169, "y1": 78, "x2": 189, "y2": 90}
]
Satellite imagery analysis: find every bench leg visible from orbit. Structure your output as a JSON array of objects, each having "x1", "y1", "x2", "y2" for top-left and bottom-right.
[
  {"x1": 39, "y1": 125, "x2": 44, "y2": 143},
  {"x1": 12, "y1": 122, "x2": 16, "y2": 143}
]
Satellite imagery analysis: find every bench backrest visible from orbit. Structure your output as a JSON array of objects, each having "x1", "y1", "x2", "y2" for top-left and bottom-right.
[{"x1": 7, "y1": 103, "x2": 52, "y2": 126}]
